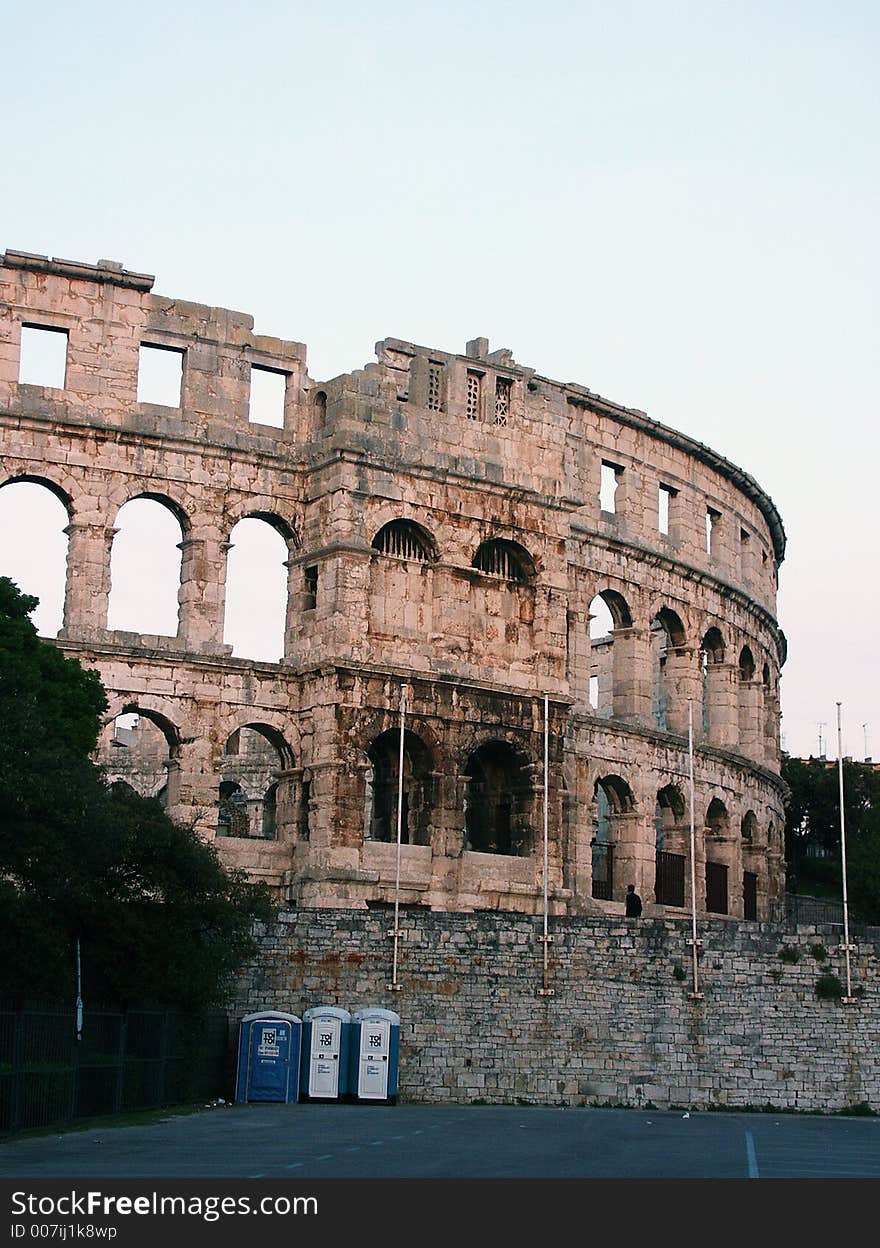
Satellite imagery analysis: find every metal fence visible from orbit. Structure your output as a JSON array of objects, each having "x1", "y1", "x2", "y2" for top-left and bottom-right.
[
  {"x1": 0, "y1": 1004, "x2": 229, "y2": 1136},
  {"x1": 771, "y1": 893, "x2": 879, "y2": 939}
]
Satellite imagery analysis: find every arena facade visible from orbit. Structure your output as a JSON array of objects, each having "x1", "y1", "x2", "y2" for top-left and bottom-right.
[{"x1": 0, "y1": 249, "x2": 787, "y2": 921}]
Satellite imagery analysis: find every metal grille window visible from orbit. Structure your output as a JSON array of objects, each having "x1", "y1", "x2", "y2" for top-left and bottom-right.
[
  {"x1": 494, "y1": 377, "x2": 512, "y2": 425},
  {"x1": 372, "y1": 520, "x2": 433, "y2": 562},
  {"x1": 466, "y1": 371, "x2": 482, "y2": 420},
  {"x1": 472, "y1": 539, "x2": 530, "y2": 583},
  {"x1": 427, "y1": 364, "x2": 443, "y2": 412},
  {"x1": 654, "y1": 851, "x2": 685, "y2": 907},
  {"x1": 591, "y1": 843, "x2": 614, "y2": 900}
]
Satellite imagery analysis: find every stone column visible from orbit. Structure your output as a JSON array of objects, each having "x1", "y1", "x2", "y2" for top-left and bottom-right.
[
  {"x1": 664, "y1": 645, "x2": 701, "y2": 737},
  {"x1": 611, "y1": 626, "x2": 652, "y2": 723},
  {"x1": 704, "y1": 662, "x2": 739, "y2": 749},
  {"x1": 59, "y1": 520, "x2": 115, "y2": 638},
  {"x1": 738, "y1": 679, "x2": 764, "y2": 761},
  {"x1": 177, "y1": 532, "x2": 232, "y2": 655},
  {"x1": 612, "y1": 810, "x2": 654, "y2": 903}
]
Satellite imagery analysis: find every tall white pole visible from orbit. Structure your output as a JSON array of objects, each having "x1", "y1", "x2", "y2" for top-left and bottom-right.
[
  {"x1": 836, "y1": 703, "x2": 855, "y2": 1001},
  {"x1": 537, "y1": 694, "x2": 553, "y2": 995},
  {"x1": 687, "y1": 701, "x2": 702, "y2": 999},
  {"x1": 389, "y1": 683, "x2": 407, "y2": 991}
]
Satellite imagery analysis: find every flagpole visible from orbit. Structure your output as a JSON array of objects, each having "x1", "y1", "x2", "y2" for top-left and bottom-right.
[
  {"x1": 686, "y1": 700, "x2": 702, "y2": 1000},
  {"x1": 538, "y1": 693, "x2": 553, "y2": 995},
  {"x1": 388, "y1": 683, "x2": 407, "y2": 992},
  {"x1": 836, "y1": 703, "x2": 856, "y2": 1003}
]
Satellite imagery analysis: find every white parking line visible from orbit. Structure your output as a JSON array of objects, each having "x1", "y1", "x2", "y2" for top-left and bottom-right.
[{"x1": 745, "y1": 1131, "x2": 759, "y2": 1178}]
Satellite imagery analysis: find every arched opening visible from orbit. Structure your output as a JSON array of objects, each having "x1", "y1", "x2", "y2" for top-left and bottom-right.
[
  {"x1": 0, "y1": 479, "x2": 70, "y2": 637},
  {"x1": 218, "y1": 724, "x2": 292, "y2": 840},
  {"x1": 741, "y1": 810, "x2": 758, "y2": 842},
  {"x1": 588, "y1": 590, "x2": 632, "y2": 717},
  {"x1": 654, "y1": 784, "x2": 686, "y2": 907},
  {"x1": 463, "y1": 740, "x2": 532, "y2": 855},
  {"x1": 651, "y1": 608, "x2": 685, "y2": 730},
  {"x1": 700, "y1": 626, "x2": 725, "y2": 736},
  {"x1": 364, "y1": 728, "x2": 434, "y2": 846},
  {"x1": 313, "y1": 390, "x2": 327, "y2": 421},
  {"x1": 107, "y1": 496, "x2": 185, "y2": 636},
  {"x1": 739, "y1": 646, "x2": 755, "y2": 682},
  {"x1": 372, "y1": 520, "x2": 436, "y2": 563},
  {"x1": 97, "y1": 709, "x2": 177, "y2": 804},
  {"x1": 705, "y1": 796, "x2": 729, "y2": 914},
  {"x1": 472, "y1": 539, "x2": 535, "y2": 584},
  {"x1": 223, "y1": 515, "x2": 290, "y2": 661},
  {"x1": 591, "y1": 774, "x2": 634, "y2": 900}
]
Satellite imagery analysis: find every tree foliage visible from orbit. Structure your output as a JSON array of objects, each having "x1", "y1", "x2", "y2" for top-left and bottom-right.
[
  {"x1": 782, "y1": 753, "x2": 880, "y2": 923},
  {"x1": 0, "y1": 577, "x2": 274, "y2": 1007}
]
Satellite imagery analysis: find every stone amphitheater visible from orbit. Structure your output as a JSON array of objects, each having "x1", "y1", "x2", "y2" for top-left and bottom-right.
[{"x1": 0, "y1": 248, "x2": 787, "y2": 921}]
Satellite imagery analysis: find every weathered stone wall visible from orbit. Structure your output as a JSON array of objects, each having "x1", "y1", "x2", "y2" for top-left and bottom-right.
[
  {"x1": 0, "y1": 249, "x2": 788, "y2": 917},
  {"x1": 231, "y1": 909, "x2": 880, "y2": 1113}
]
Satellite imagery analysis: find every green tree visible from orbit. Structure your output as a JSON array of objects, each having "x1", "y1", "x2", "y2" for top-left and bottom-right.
[
  {"x1": 782, "y1": 753, "x2": 880, "y2": 921},
  {"x1": 0, "y1": 576, "x2": 273, "y2": 1006}
]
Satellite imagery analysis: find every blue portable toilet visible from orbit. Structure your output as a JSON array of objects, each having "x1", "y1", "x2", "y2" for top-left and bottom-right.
[
  {"x1": 300, "y1": 1006, "x2": 352, "y2": 1102},
  {"x1": 235, "y1": 1011, "x2": 302, "y2": 1104},
  {"x1": 349, "y1": 1008, "x2": 400, "y2": 1104}
]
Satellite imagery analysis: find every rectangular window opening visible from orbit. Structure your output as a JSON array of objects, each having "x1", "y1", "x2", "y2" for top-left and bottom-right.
[
  {"x1": 494, "y1": 377, "x2": 512, "y2": 426},
  {"x1": 303, "y1": 565, "x2": 318, "y2": 610},
  {"x1": 249, "y1": 365, "x2": 288, "y2": 428},
  {"x1": 19, "y1": 324, "x2": 69, "y2": 389},
  {"x1": 589, "y1": 675, "x2": 600, "y2": 710},
  {"x1": 466, "y1": 371, "x2": 482, "y2": 420},
  {"x1": 138, "y1": 342, "x2": 184, "y2": 407},
  {"x1": 600, "y1": 461, "x2": 622, "y2": 514},
  {"x1": 706, "y1": 506, "x2": 721, "y2": 556},
  {"x1": 658, "y1": 484, "x2": 676, "y2": 535}
]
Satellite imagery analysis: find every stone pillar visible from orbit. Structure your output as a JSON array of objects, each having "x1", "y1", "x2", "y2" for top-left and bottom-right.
[
  {"x1": 664, "y1": 645, "x2": 701, "y2": 737},
  {"x1": 738, "y1": 679, "x2": 764, "y2": 761},
  {"x1": 704, "y1": 829, "x2": 742, "y2": 916},
  {"x1": 704, "y1": 662, "x2": 739, "y2": 749},
  {"x1": 611, "y1": 627, "x2": 652, "y2": 723},
  {"x1": 177, "y1": 532, "x2": 232, "y2": 655},
  {"x1": 59, "y1": 520, "x2": 115, "y2": 638},
  {"x1": 612, "y1": 810, "x2": 654, "y2": 903},
  {"x1": 763, "y1": 686, "x2": 781, "y2": 767}
]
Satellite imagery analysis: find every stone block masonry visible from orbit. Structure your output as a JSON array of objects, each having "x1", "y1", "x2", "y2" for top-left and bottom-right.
[{"x1": 230, "y1": 909, "x2": 880, "y2": 1113}]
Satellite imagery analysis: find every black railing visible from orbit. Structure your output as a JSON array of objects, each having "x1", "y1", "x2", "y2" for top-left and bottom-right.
[
  {"x1": 772, "y1": 893, "x2": 877, "y2": 937},
  {"x1": 0, "y1": 1004, "x2": 228, "y2": 1137}
]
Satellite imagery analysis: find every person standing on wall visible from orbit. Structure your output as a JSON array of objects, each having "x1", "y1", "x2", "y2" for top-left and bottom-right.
[{"x1": 625, "y1": 884, "x2": 642, "y2": 918}]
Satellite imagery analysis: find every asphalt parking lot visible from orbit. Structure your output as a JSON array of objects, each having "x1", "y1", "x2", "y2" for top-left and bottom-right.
[{"x1": 1, "y1": 1102, "x2": 879, "y2": 1179}]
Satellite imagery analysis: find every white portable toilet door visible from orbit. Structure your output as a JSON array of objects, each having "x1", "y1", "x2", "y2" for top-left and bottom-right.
[
  {"x1": 308, "y1": 1015, "x2": 342, "y2": 1098},
  {"x1": 358, "y1": 1017, "x2": 390, "y2": 1099}
]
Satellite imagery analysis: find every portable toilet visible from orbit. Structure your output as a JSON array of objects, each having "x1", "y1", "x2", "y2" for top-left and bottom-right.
[
  {"x1": 300, "y1": 1006, "x2": 352, "y2": 1102},
  {"x1": 349, "y1": 1008, "x2": 400, "y2": 1104},
  {"x1": 235, "y1": 1011, "x2": 302, "y2": 1104}
]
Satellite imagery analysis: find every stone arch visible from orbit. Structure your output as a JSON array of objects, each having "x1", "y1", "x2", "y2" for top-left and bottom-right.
[
  {"x1": 0, "y1": 475, "x2": 72, "y2": 637},
  {"x1": 699, "y1": 625, "x2": 727, "y2": 737},
  {"x1": 364, "y1": 727, "x2": 436, "y2": 847},
  {"x1": 472, "y1": 538, "x2": 536, "y2": 584},
  {"x1": 739, "y1": 645, "x2": 756, "y2": 681},
  {"x1": 588, "y1": 590, "x2": 634, "y2": 718},
  {"x1": 218, "y1": 723, "x2": 294, "y2": 840},
  {"x1": 371, "y1": 519, "x2": 437, "y2": 562},
  {"x1": 650, "y1": 607, "x2": 686, "y2": 730},
  {"x1": 653, "y1": 783, "x2": 687, "y2": 907},
  {"x1": 590, "y1": 774, "x2": 635, "y2": 901},
  {"x1": 463, "y1": 738, "x2": 534, "y2": 856},
  {"x1": 705, "y1": 795, "x2": 730, "y2": 914},
  {"x1": 107, "y1": 494, "x2": 187, "y2": 636},
  {"x1": 97, "y1": 705, "x2": 181, "y2": 806},
  {"x1": 223, "y1": 514, "x2": 290, "y2": 661},
  {"x1": 741, "y1": 809, "x2": 758, "y2": 842}
]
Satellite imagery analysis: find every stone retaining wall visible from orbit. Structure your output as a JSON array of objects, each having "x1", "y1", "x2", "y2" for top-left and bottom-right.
[{"x1": 230, "y1": 908, "x2": 879, "y2": 1112}]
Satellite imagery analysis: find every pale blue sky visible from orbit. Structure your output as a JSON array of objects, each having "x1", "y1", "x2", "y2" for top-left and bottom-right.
[{"x1": 2, "y1": 0, "x2": 878, "y2": 758}]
